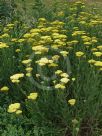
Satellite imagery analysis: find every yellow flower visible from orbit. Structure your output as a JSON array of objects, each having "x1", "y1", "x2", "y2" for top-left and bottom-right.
[
  {"x1": 27, "y1": 92, "x2": 38, "y2": 100},
  {"x1": 38, "y1": 18, "x2": 46, "y2": 22},
  {"x1": 91, "y1": 48, "x2": 97, "y2": 52},
  {"x1": 12, "y1": 79, "x2": 20, "y2": 83},
  {"x1": 60, "y1": 51, "x2": 69, "y2": 57},
  {"x1": 91, "y1": 39, "x2": 97, "y2": 43},
  {"x1": 75, "y1": 51, "x2": 84, "y2": 57},
  {"x1": 48, "y1": 60, "x2": 53, "y2": 64},
  {"x1": 22, "y1": 59, "x2": 32, "y2": 65},
  {"x1": 97, "y1": 45, "x2": 102, "y2": 50},
  {"x1": 10, "y1": 73, "x2": 24, "y2": 83},
  {"x1": 30, "y1": 32, "x2": 39, "y2": 38},
  {"x1": 36, "y1": 57, "x2": 52, "y2": 66},
  {"x1": 23, "y1": 33, "x2": 31, "y2": 38},
  {"x1": 10, "y1": 73, "x2": 24, "y2": 80},
  {"x1": 0, "y1": 42, "x2": 9, "y2": 48},
  {"x1": 93, "y1": 52, "x2": 102, "y2": 57},
  {"x1": 55, "y1": 70, "x2": 62, "y2": 75},
  {"x1": 60, "y1": 73, "x2": 69, "y2": 78},
  {"x1": 84, "y1": 42, "x2": 91, "y2": 45},
  {"x1": 55, "y1": 84, "x2": 65, "y2": 89},
  {"x1": 0, "y1": 86, "x2": 9, "y2": 92},
  {"x1": 41, "y1": 36, "x2": 52, "y2": 43},
  {"x1": 52, "y1": 55, "x2": 60, "y2": 61},
  {"x1": 94, "y1": 61, "x2": 102, "y2": 67},
  {"x1": 72, "y1": 31, "x2": 85, "y2": 36},
  {"x1": 25, "y1": 67, "x2": 33, "y2": 72},
  {"x1": 57, "y1": 11, "x2": 64, "y2": 17},
  {"x1": 48, "y1": 63, "x2": 58, "y2": 67},
  {"x1": 15, "y1": 49, "x2": 21, "y2": 52},
  {"x1": 60, "y1": 78, "x2": 70, "y2": 84},
  {"x1": 32, "y1": 45, "x2": 48, "y2": 53},
  {"x1": 11, "y1": 38, "x2": 17, "y2": 42},
  {"x1": 3, "y1": 28, "x2": 9, "y2": 32},
  {"x1": 6, "y1": 23, "x2": 14, "y2": 27},
  {"x1": 8, "y1": 103, "x2": 21, "y2": 113},
  {"x1": 26, "y1": 73, "x2": 32, "y2": 77},
  {"x1": 72, "y1": 78, "x2": 76, "y2": 81},
  {"x1": 16, "y1": 110, "x2": 22, "y2": 115},
  {"x1": 17, "y1": 39, "x2": 25, "y2": 43},
  {"x1": 36, "y1": 74, "x2": 40, "y2": 78},
  {"x1": 30, "y1": 28, "x2": 40, "y2": 33},
  {"x1": 68, "y1": 99, "x2": 76, "y2": 106},
  {"x1": 88, "y1": 59, "x2": 96, "y2": 64},
  {"x1": 1, "y1": 33, "x2": 9, "y2": 38}
]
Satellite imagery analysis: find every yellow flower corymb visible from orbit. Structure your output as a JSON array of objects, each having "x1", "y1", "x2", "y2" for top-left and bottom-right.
[
  {"x1": 27, "y1": 92, "x2": 38, "y2": 100},
  {"x1": 55, "y1": 83, "x2": 65, "y2": 89},
  {"x1": 16, "y1": 110, "x2": 22, "y2": 115},
  {"x1": 60, "y1": 78, "x2": 70, "y2": 84},
  {"x1": 75, "y1": 51, "x2": 84, "y2": 57},
  {"x1": 0, "y1": 86, "x2": 9, "y2": 92},
  {"x1": 55, "y1": 70, "x2": 62, "y2": 75},
  {"x1": 94, "y1": 61, "x2": 102, "y2": 67},
  {"x1": 22, "y1": 59, "x2": 32, "y2": 65},
  {"x1": 88, "y1": 59, "x2": 96, "y2": 64},
  {"x1": 60, "y1": 73, "x2": 69, "y2": 78},
  {"x1": 93, "y1": 52, "x2": 102, "y2": 57},
  {"x1": 68, "y1": 99, "x2": 76, "y2": 106},
  {"x1": 10, "y1": 73, "x2": 24, "y2": 83},
  {"x1": 8, "y1": 103, "x2": 21, "y2": 113},
  {"x1": 0, "y1": 42, "x2": 9, "y2": 48}
]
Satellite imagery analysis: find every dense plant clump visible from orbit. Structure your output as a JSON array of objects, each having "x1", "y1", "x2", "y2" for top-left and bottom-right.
[{"x1": 0, "y1": 0, "x2": 102, "y2": 135}]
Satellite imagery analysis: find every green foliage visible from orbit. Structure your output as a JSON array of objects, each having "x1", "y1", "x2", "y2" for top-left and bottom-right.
[{"x1": 0, "y1": 0, "x2": 16, "y2": 24}]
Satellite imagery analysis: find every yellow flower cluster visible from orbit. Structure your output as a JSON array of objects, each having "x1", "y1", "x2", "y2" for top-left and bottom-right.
[
  {"x1": 32, "y1": 45, "x2": 49, "y2": 54},
  {"x1": 3, "y1": 23, "x2": 14, "y2": 33},
  {"x1": 68, "y1": 99, "x2": 76, "y2": 106},
  {"x1": 10, "y1": 73, "x2": 24, "y2": 83},
  {"x1": 0, "y1": 42, "x2": 9, "y2": 48},
  {"x1": 97, "y1": 45, "x2": 102, "y2": 50},
  {"x1": 36, "y1": 57, "x2": 54, "y2": 66},
  {"x1": 55, "y1": 70, "x2": 70, "y2": 89},
  {"x1": 22, "y1": 59, "x2": 32, "y2": 65},
  {"x1": 27, "y1": 92, "x2": 38, "y2": 100},
  {"x1": 22, "y1": 59, "x2": 32, "y2": 77},
  {"x1": 0, "y1": 33, "x2": 9, "y2": 39},
  {"x1": 75, "y1": 51, "x2": 84, "y2": 57},
  {"x1": 93, "y1": 52, "x2": 102, "y2": 57},
  {"x1": 88, "y1": 59, "x2": 102, "y2": 70},
  {"x1": 8, "y1": 103, "x2": 22, "y2": 114},
  {"x1": 0, "y1": 86, "x2": 9, "y2": 92},
  {"x1": 94, "y1": 61, "x2": 102, "y2": 67}
]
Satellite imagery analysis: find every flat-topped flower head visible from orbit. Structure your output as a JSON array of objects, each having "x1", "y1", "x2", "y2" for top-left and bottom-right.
[
  {"x1": 10, "y1": 73, "x2": 24, "y2": 83},
  {"x1": 16, "y1": 110, "x2": 22, "y2": 115},
  {"x1": 55, "y1": 83, "x2": 65, "y2": 89},
  {"x1": 0, "y1": 86, "x2": 9, "y2": 92},
  {"x1": 94, "y1": 61, "x2": 102, "y2": 67},
  {"x1": 55, "y1": 70, "x2": 63, "y2": 75},
  {"x1": 60, "y1": 78, "x2": 70, "y2": 84},
  {"x1": 75, "y1": 51, "x2": 84, "y2": 57},
  {"x1": 60, "y1": 73, "x2": 69, "y2": 78},
  {"x1": 0, "y1": 42, "x2": 9, "y2": 48},
  {"x1": 68, "y1": 99, "x2": 76, "y2": 106},
  {"x1": 93, "y1": 52, "x2": 102, "y2": 57},
  {"x1": 8, "y1": 103, "x2": 21, "y2": 113},
  {"x1": 27, "y1": 92, "x2": 38, "y2": 100},
  {"x1": 22, "y1": 59, "x2": 32, "y2": 65}
]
